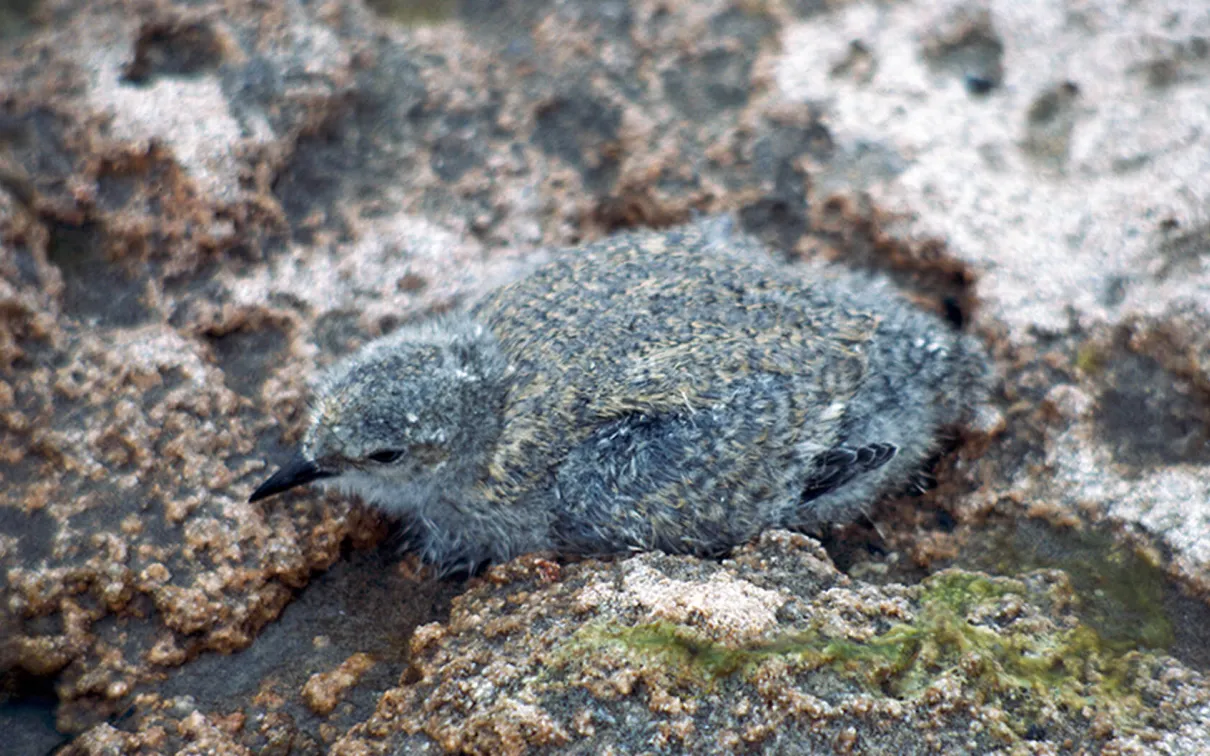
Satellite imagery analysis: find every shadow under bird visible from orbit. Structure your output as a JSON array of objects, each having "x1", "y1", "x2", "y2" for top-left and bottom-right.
[{"x1": 250, "y1": 218, "x2": 991, "y2": 574}]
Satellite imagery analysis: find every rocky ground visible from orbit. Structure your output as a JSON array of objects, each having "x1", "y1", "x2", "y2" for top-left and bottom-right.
[{"x1": 1, "y1": 0, "x2": 1208, "y2": 753}]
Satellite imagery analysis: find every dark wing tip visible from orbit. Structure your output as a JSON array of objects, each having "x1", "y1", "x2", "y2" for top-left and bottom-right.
[{"x1": 800, "y1": 442, "x2": 898, "y2": 504}]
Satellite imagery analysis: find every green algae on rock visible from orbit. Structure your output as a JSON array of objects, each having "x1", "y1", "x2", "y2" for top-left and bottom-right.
[
  {"x1": 946, "y1": 520, "x2": 1181, "y2": 655},
  {"x1": 332, "y1": 535, "x2": 1210, "y2": 755},
  {"x1": 566, "y1": 569, "x2": 1188, "y2": 741}
]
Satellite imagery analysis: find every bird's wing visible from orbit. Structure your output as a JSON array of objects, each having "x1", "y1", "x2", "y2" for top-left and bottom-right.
[
  {"x1": 485, "y1": 303, "x2": 879, "y2": 506},
  {"x1": 547, "y1": 397, "x2": 782, "y2": 556},
  {"x1": 585, "y1": 327, "x2": 868, "y2": 425},
  {"x1": 547, "y1": 409, "x2": 897, "y2": 557},
  {"x1": 799, "y1": 443, "x2": 899, "y2": 504}
]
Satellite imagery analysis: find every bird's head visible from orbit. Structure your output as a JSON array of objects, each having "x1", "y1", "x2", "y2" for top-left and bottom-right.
[{"x1": 249, "y1": 316, "x2": 510, "y2": 513}]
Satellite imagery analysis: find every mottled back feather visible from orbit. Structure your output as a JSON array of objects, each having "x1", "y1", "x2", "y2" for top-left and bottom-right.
[{"x1": 472, "y1": 224, "x2": 876, "y2": 504}]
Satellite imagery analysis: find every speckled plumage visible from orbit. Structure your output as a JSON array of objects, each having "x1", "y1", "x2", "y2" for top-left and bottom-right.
[{"x1": 250, "y1": 219, "x2": 991, "y2": 573}]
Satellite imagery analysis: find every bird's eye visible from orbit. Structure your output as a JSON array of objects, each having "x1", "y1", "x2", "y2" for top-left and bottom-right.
[{"x1": 367, "y1": 449, "x2": 404, "y2": 464}]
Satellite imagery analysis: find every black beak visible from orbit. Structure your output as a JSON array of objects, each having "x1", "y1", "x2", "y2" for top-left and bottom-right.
[{"x1": 249, "y1": 453, "x2": 336, "y2": 503}]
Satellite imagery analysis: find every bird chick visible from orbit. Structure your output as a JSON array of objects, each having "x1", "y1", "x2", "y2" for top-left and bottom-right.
[{"x1": 250, "y1": 219, "x2": 991, "y2": 573}]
